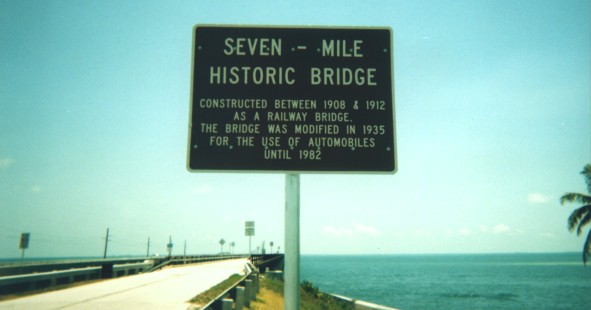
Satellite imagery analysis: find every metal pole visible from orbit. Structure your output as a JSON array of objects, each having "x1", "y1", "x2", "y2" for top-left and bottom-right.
[
  {"x1": 285, "y1": 173, "x2": 300, "y2": 310},
  {"x1": 146, "y1": 237, "x2": 150, "y2": 257}
]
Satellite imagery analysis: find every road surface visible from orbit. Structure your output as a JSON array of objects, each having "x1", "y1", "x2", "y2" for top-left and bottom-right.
[{"x1": 0, "y1": 258, "x2": 249, "y2": 310}]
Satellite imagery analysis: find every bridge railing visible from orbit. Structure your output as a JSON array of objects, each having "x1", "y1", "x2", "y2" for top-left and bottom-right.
[
  {"x1": 0, "y1": 261, "x2": 153, "y2": 295},
  {"x1": 148, "y1": 254, "x2": 249, "y2": 272},
  {"x1": 250, "y1": 254, "x2": 284, "y2": 272},
  {"x1": 199, "y1": 260, "x2": 259, "y2": 310},
  {"x1": 0, "y1": 254, "x2": 249, "y2": 296},
  {"x1": 0, "y1": 257, "x2": 149, "y2": 277}
]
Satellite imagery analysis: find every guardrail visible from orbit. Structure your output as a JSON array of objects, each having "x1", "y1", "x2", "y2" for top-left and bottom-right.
[
  {"x1": 197, "y1": 255, "x2": 285, "y2": 310},
  {"x1": 0, "y1": 261, "x2": 153, "y2": 295},
  {"x1": 250, "y1": 254, "x2": 284, "y2": 272},
  {"x1": 148, "y1": 254, "x2": 248, "y2": 272},
  {"x1": 197, "y1": 261, "x2": 259, "y2": 310},
  {"x1": 0, "y1": 257, "x2": 150, "y2": 277}
]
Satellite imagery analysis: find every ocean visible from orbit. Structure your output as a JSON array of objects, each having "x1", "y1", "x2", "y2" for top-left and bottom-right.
[{"x1": 301, "y1": 253, "x2": 591, "y2": 310}]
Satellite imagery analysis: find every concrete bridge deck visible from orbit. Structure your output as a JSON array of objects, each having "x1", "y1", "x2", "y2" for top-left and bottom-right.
[{"x1": 0, "y1": 258, "x2": 249, "y2": 310}]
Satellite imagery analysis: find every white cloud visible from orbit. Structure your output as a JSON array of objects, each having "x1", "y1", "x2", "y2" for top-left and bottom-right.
[
  {"x1": 323, "y1": 223, "x2": 379, "y2": 237},
  {"x1": 527, "y1": 193, "x2": 551, "y2": 204},
  {"x1": 192, "y1": 185, "x2": 213, "y2": 194},
  {"x1": 354, "y1": 223, "x2": 379, "y2": 236},
  {"x1": 323, "y1": 226, "x2": 353, "y2": 237},
  {"x1": 493, "y1": 223, "x2": 511, "y2": 234},
  {"x1": 412, "y1": 229, "x2": 428, "y2": 237},
  {"x1": 0, "y1": 158, "x2": 15, "y2": 170},
  {"x1": 458, "y1": 228, "x2": 471, "y2": 236}
]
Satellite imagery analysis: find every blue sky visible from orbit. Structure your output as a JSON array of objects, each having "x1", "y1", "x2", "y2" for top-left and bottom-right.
[{"x1": 1, "y1": 0, "x2": 590, "y2": 258}]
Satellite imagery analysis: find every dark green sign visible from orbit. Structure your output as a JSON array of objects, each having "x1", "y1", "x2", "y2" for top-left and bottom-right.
[
  {"x1": 19, "y1": 233, "x2": 30, "y2": 249},
  {"x1": 188, "y1": 25, "x2": 396, "y2": 173}
]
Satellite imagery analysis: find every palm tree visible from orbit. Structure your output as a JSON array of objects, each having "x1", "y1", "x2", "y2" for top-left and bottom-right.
[{"x1": 560, "y1": 164, "x2": 591, "y2": 265}]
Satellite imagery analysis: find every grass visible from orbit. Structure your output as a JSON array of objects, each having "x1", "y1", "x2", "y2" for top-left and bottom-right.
[
  {"x1": 249, "y1": 279, "x2": 284, "y2": 309},
  {"x1": 251, "y1": 277, "x2": 353, "y2": 310}
]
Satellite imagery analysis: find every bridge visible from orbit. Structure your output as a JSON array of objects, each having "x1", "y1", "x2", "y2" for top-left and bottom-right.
[
  {"x1": 0, "y1": 254, "x2": 396, "y2": 310},
  {"x1": 0, "y1": 254, "x2": 284, "y2": 309}
]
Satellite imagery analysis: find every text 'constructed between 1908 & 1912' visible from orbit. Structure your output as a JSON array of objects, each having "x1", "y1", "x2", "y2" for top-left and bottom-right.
[{"x1": 188, "y1": 25, "x2": 396, "y2": 173}]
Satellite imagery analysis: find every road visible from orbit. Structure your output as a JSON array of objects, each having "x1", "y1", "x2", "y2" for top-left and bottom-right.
[{"x1": 0, "y1": 258, "x2": 249, "y2": 310}]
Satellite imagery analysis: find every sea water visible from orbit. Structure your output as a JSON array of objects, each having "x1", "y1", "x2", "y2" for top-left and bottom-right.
[{"x1": 301, "y1": 253, "x2": 591, "y2": 310}]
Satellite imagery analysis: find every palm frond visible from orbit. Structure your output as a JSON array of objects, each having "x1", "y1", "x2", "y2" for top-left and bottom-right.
[
  {"x1": 576, "y1": 208, "x2": 591, "y2": 236},
  {"x1": 560, "y1": 192, "x2": 591, "y2": 205},
  {"x1": 567, "y1": 206, "x2": 590, "y2": 231},
  {"x1": 583, "y1": 228, "x2": 591, "y2": 266},
  {"x1": 565, "y1": 164, "x2": 591, "y2": 266},
  {"x1": 583, "y1": 164, "x2": 591, "y2": 194}
]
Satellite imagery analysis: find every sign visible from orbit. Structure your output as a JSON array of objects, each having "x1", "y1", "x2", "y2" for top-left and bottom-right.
[
  {"x1": 19, "y1": 233, "x2": 30, "y2": 249},
  {"x1": 245, "y1": 221, "x2": 255, "y2": 236},
  {"x1": 167, "y1": 236, "x2": 173, "y2": 256},
  {"x1": 188, "y1": 25, "x2": 396, "y2": 173}
]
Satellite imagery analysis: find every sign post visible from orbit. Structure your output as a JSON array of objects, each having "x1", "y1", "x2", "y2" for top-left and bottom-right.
[
  {"x1": 19, "y1": 233, "x2": 30, "y2": 261},
  {"x1": 285, "y1": 174, "x2": 300, "y2": 309},
  {"x1": 245, "y1": 221, "x2": 255, "y2": 255},
  {"x1": 188, "y1": 25, "x2": 395, "y2": 309}
]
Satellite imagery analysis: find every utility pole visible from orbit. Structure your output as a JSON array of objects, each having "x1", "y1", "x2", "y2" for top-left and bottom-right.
[
  {"x1": 146, "y1": 237, "x2": 151, "y2": 257},
  {"x1": 103, "y1": 228, "x2": 110, "y2": 259},
  {"x1": 184, "y1": 240, "x2": 187, "y2": 256}
]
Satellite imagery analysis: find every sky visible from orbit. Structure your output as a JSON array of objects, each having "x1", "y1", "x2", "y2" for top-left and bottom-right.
[{"x1": 0, "y1": 0, "x2": 590, "y2": 258}]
